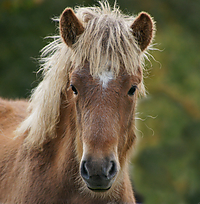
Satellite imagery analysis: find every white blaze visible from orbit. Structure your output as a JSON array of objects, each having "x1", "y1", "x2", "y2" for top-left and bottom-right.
[{"x1": 98, "y1": 71, "x2": 114, "y2": 88}]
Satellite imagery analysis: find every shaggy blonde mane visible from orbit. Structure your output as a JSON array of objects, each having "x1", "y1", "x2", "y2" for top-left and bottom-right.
[{"x1": 16, "y1": 1, "x2": 151, "y2": 148}]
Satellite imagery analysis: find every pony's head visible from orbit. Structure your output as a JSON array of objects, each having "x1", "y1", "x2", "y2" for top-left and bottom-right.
[
  {"x1": 59, "y1": 2, "x2": 155, "y2": 193},
  {"x1": 17, "y1": 1, "x2": 155, "y2": 196}
]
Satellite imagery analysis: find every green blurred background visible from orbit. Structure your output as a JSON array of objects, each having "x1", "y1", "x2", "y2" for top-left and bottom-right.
[{"x1": 0, "y1": 0, "x2": 199, "y2": 203}]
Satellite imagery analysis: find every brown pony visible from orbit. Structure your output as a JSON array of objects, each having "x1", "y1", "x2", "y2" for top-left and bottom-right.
[{"x1": 0, "y1": 2, "x2": 155, "y2": 203}]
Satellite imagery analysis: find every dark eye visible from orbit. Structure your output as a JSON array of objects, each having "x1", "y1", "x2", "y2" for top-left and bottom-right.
[
  {"x1": 128, "y1": 85, "x2": 137, "y2": 96},
  {"x1": 71, "y1": 85, "x2": 78, "y2": 95}
]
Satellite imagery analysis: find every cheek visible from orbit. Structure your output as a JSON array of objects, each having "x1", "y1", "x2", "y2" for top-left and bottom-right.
[
  {"x1": 119, "y1": 97, "x2": 135, "y2": 124},
  {"x1": 75, "y1": 132, "x2": 83, "y2": 161},
  {"x1": 75, "y1": 99, "x2": 84, "y2": 126},
  {"x1": 73, "y1": 100, "x2": 85, "y2": 161},
  {"x1": 117, "y1": 98, "x2": 135, "y2": 150}
]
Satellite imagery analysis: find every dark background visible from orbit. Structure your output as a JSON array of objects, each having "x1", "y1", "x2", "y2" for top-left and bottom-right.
[{"x1": 0, "y1": 0, "x2": 200, "y2": 203}]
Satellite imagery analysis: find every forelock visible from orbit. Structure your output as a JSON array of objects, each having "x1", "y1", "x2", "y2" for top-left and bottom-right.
[{"x1": 71, "y1": 2, "x2": 142, "y2": 77}]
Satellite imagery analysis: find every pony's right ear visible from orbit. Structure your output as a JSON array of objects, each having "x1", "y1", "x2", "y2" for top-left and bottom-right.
[{"x1": 60, "y1": 8, "x2": 84, "y2": 47}]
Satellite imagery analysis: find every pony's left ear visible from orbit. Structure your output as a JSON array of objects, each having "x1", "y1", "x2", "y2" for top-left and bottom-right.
[
  {"x1": 60, "y1": 8, "x2": 84, "y2": 47},
  {"x1": 131, "y1": 12, "x2": 155, "y2": 51}
]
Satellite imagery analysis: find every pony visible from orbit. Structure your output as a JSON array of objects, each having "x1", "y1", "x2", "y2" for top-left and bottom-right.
[{"x1": 0, "y1": 2, "x2": 155, "y2": 203}]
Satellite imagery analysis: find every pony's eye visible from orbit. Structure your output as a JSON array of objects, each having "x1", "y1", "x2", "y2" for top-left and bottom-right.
[
  {"x1": 71, "y1": 85, "x2": 78, "y2": 95},
  {"x1": 128, "y1": 85, "x2": 137, "y2": 96}
]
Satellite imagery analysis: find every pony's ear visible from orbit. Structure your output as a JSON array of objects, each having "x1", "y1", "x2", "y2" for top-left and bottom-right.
[
  {"x1": 60, "y1": 8, "x2": 84, "y2": 47},
  {"x1": 131, "y1": 12, "x2": 155, "y2": 51}
]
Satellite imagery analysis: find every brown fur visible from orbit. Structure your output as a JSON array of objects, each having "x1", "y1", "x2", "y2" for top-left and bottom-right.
[
  {"x1": 0, "y1": 2, "x2": 155, "y2": 203},
  {"x1": 0, "y1": 67, "x2": 140, "y2": 203},
  {"x1": 131, "y1": 12, "x2": 155, "y2": 51},
  {"x1": 0, "y1": 98, "x2": 28, "y2": 140},
  {"x1": 60, "y1": 8, "x2": 85, "y2": 46}
]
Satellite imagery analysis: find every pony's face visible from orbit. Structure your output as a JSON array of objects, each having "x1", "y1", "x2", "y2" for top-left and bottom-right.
[
  {"x1": 69, "y1": 62, "x2": 142, "y2": 192},
  {"x1": 60, "y1": 4, "x2": 154, "y2": 194}
]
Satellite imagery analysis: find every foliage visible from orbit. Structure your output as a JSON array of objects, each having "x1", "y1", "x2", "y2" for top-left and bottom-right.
[{"x1": 0, "y1": 0, "x2": 199, "y2": 203}]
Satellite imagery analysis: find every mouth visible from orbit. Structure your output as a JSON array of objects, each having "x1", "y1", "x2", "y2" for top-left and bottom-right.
[
  {"x1": 84, "y1": 178, "x2": 114, "y2": 193},
  {"x1": 88, "y1": 186, "x2": 111, "y2": 192}
]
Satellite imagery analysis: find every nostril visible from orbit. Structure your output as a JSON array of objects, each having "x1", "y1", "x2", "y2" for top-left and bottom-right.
[
  {"x1": 107, "y1": 161, "x2": 117, "y2": 179},
  {"x1": 81, "y1": 161, "x2": 89, "y2": 180}
]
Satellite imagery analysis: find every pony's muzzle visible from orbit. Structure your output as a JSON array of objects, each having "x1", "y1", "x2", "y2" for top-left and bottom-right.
[{"x1": 80, "y1": 156, "x2": 118, "y2": 192}]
